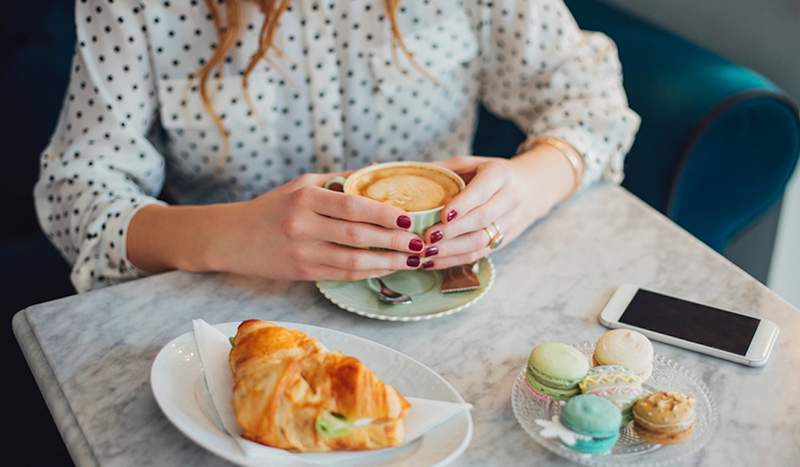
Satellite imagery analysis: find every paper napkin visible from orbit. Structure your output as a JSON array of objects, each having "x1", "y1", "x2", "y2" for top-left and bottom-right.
[{"x1": 192, "y1": 319, "x2": 471, "y2": 464}]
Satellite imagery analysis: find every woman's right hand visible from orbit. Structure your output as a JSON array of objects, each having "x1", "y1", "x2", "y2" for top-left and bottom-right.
[{"x1": 210, "y1": 173, "x2": 426, "y2": 281}]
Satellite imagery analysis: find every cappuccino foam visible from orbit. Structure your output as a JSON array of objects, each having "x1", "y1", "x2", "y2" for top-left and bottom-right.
[{"x1": 351, "y1": 166, "x2": 461, "y2": 211}]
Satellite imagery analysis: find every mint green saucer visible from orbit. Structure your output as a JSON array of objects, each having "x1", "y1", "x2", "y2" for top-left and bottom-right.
[{"x1": 316, "y1": 257, "x2": 495, "y2": 321}]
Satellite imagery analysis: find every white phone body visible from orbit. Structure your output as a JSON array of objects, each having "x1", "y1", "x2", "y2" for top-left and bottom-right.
[{"x1": 599, "y1": 284, "x2": 779, "y2": 367}]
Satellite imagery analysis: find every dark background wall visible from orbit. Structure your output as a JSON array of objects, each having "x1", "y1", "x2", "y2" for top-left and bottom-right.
[{"x1": 2, "y1": 2, "x2": 75, "y2": 465}]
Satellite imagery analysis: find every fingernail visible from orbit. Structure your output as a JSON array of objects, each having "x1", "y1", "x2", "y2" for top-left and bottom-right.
[
  {"x1": 397, "y1": 215, "x2": 412, "y2": 229},
  {"x1": 407, "y1": 256, "x2": 421, "y2": 267},
  {"x1": 430, "y1": 230, "x2": 443, "y2": 244},
  {"x1": 446, "y1": 210, "x2": 458, "y2": 222},
  {"x1": 422, "y1": 260, "x2": 435, "y2": 269},
  {"x1": 424, "y1": 246, "x2": 439, "y2": 257},
  {"x1": 409, "y1": 238, "x2": 424, "y2": 252}
]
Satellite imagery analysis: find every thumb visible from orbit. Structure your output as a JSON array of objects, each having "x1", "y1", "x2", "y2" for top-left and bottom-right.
[{"x1": 434, "y1": 156, "x2": 477, "y2": 173}]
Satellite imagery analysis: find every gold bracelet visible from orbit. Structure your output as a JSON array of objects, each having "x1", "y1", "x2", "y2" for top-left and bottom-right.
[{"x1": 517, "y1": 136, "x2": 585, "y2": 198}]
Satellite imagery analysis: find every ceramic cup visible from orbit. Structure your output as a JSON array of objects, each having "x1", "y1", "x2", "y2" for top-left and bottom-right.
[{"x1": 325, "y1": 161, "x2": 465, "y2": 236}]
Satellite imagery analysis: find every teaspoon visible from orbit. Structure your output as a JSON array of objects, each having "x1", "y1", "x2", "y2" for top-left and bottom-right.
[{"x1": 374, "y1": 278, "x2": 412, "y2": 305}]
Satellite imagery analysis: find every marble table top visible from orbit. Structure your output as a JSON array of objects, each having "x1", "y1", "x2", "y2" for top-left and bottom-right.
[{"x1": 14, "y1": 184, "x2": 800, "y2": 467}]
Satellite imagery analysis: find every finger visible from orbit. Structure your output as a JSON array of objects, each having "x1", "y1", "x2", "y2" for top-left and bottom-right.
[
  {"x1": 314, "y1": 242, "x2": 421, "y2": 271},
  {"x1": 421, "y1": 230, "x2": 487, "y2": 259},
  {"x1": 308, "y1": 265, "x2": 397, "y2": 282},
  {"x1": 310, "y1": 215, "x2": 425, "y2": 253},
  {"x1": 290, "y1": 172, "x2": 351, "y2": 188},
  {"x1": 326, "y1": 181, "x2": 345, "y2": 193},
  {"x1": 420, "y1": 246, "x2": 492, "y2": 271},
  {"x1": 425, "y1": 188, "x2": 514, "y2": 242},
  {"x1": 434, "y1": 155, "x2": 485, "y2": 173},
  {"x1": 440, "y1": 162, "x2": 507, "y2": 224},
  {"x1": 294, "y1": 186, "x2": 413, "y2": 231},
  {"x1": 424, "y1": 211, "x2": 526, "y2": 268}
]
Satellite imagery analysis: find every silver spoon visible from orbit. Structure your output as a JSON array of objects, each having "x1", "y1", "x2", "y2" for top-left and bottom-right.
[{"x1": 374, "y1": 278, "x2": 412, "y2": 305}]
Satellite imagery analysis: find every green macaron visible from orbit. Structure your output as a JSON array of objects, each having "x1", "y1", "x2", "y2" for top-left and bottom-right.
[
  {"x1": 526, "y1": 342, "x2": 589, "y2": 401},
  {"x1": 560, "y1": 395, "x2": 622, "y2": 454}
]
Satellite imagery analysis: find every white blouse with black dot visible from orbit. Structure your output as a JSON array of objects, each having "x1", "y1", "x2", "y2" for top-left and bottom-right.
[{"x1": 35, "y1": 0, "x2": 640, "y2": 292}]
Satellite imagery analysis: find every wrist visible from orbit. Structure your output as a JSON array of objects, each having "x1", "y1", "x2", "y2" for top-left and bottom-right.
[
  {"x1": 200, "y1": 201, "x2": 249, "y2": 273},
  {"x1": 511, "y1": 145, "x2": 576, "y2": 211},
  {"x1": 127, "y1": 202, "x2": 244, "y2": 274}
]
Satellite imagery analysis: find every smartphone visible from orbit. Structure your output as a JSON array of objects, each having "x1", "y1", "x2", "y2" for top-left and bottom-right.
[{"x1": 599, "y1": 284, "x2": 779, "y2": 367}]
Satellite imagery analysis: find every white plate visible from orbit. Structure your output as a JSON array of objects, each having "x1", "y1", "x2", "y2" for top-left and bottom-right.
[{"x1": 151, "y1": 322, "x2": 473, "y2": 466}]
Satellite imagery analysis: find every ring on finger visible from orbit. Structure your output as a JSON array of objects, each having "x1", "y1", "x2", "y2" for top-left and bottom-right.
[
  {"x1": 483, "y1": 222, "x2": 498, "y2": 241},
  {"x1": 483, "y1": 222, "x2": 504, "y2": 250}
]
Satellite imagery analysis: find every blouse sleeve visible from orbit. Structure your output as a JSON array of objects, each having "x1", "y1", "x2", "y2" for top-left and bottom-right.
[
  {"x1": 479, "y1": 0, "x2": 640, "y2": 187},
  {"x1": 34, "y1": 0, "x2": 166, "y2": 292}
]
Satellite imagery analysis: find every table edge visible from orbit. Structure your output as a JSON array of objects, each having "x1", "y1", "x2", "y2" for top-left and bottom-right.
[{"x1": 13, "y1": 310, "x2": 99, "y2": 467}]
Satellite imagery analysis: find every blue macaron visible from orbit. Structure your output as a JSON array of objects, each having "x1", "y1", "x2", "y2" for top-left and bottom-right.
[{"x1": 559, "y1": 395, "x2": 622, "y2": 454}]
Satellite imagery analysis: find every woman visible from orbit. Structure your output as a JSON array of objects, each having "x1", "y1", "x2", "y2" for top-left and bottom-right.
[{"x1": 36, "y1": 0, "x2": 639, "y2": 292}]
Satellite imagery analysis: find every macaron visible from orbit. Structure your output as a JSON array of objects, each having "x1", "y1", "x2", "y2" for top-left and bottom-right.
[
  {"x1": 559, "y1": 394, "x2": 622, "y2": 454},
  {"x1": 633, "y1": 391, "x2": 696, "y2": 445},
  {"x1": 579, "y1": 365, "x2": 644, "y2": 426},
  {"x1": 593, "y1": 329, "x2": 654, "y2": 380},
  {"x1": 526, "y1": 342, "x2": 589, "y2": 401}
]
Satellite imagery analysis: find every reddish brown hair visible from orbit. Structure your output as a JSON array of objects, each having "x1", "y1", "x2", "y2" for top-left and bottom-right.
[{"x1": 199, "y1": 0, "x2": 426, "y2": 157}]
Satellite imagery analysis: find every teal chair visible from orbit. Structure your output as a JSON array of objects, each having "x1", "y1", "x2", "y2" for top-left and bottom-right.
[{"x1": 475, "y1": 0, "x2": 800, "y2": 260}]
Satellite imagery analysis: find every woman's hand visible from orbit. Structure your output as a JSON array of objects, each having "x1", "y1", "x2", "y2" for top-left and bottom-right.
[
  {"x1": 419, "y1": 146, "x2": 577, "y2": 269},
  {"x1": 216, "y1": 173, "x2": 430, "y2": 281},
  {"x1": 129, "y1": 173, "x2": 426, "y2": 281}
]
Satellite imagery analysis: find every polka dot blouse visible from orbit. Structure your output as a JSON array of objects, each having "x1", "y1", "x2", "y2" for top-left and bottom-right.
[{"x1": 35, "y1": 0, "x2": 640, "y2": 292}]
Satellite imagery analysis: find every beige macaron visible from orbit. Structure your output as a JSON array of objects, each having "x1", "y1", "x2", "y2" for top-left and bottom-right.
[
  {"x1": 593, "y1": 329, "x2": 654, "y2": 380},
  {"x1": 633, "y1": 391, "x2": 696, "y2": 445}
]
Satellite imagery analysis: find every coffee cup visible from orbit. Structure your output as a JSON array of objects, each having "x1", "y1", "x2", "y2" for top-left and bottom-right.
[{"x1": 325, "y1": 162, "x2": 465, "y2": 235}]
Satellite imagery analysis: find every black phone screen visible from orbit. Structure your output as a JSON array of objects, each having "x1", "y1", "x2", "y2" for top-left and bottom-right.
[{"x1": 618, "y1": 289, "x2": 760, "y2": 355}]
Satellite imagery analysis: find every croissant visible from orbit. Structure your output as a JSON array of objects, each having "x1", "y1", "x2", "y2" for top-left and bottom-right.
[{"x1": 229, "y1": 319, "x2": 410, "y2": 451}]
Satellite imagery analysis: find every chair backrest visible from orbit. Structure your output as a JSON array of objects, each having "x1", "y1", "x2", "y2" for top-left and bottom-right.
[
  {"x1": 565, "y1": 0, "x2": 799, "y2": 251},
  {"x1": 1, "y1": 1, "x2": 76, "y2": 239},
  {"x1": 472, "y1": 0, "x2": 800, "y2": 252}
]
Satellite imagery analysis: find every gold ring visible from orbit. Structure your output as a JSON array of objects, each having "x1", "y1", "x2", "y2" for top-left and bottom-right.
[
  {"x1": 483, "y1": 223, "x2": 497, "y2": 241},
  {"x1": 483, "y1": 222, "x2": 504, "y2": 250}
]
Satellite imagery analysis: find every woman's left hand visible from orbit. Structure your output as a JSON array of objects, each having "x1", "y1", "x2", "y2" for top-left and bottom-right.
[{"x1": 420, "y1": 150, "x2": 575, "y2": 270}]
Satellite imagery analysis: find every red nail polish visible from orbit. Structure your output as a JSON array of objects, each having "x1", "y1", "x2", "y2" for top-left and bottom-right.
[
  {"x1": 397, "y1": 215, "x2": 412, "y2": 229},
  {"x1": 407, "y1": 256, "x2": 421, "y2": 267},
  {"x1": 409, "y1": 239, "x2": 424, "y2": 252},
  {"x1": 446, "y1": 210, "x2": 458, "y2": 222},
  {"x1": 422, "y1": 260, "x2": 434, "y2": 269},
  {"x1": 430, "y1": 230, "x2": 443, "y2": 244},
  {"x1": 424, "y1": 246, "x2": 439, "y2": 257}
]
